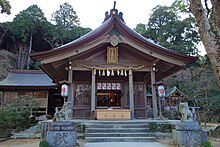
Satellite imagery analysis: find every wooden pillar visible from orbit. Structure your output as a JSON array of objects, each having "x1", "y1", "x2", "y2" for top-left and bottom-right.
[
  {"x1": 91, "y1": 68, "x2": 96, "y2": 119},
  {"x1": 144, "y1": 81, "x2": 147, "y2": 118},
  {"x1": 129, "y1": 69, "x2": 134, "y2": 119},
  {"x1": 68, "y1": 62, "x2": 73, "y2": 117},
  {"x1": 151, "y1": 66, "x2": 158, "y2": 119}
]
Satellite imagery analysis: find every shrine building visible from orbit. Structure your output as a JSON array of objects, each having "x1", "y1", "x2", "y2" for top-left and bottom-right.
[{"x1": 29, "y1": 6, "x2": 197, "y2": 120}]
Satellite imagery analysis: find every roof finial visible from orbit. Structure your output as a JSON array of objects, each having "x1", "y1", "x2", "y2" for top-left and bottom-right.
[{"x1": 113, "y1": 1, "x2": 116, "y2": 9}]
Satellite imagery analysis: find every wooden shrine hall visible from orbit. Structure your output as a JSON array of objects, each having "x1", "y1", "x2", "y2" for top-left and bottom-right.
[{"x1": 30, "y1": 5, "x2": 197, "y2": 120}]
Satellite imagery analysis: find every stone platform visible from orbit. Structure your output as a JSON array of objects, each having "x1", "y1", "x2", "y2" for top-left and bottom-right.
[{"x1": 173, "y1": 121, "x2": 207, "y2": 146}]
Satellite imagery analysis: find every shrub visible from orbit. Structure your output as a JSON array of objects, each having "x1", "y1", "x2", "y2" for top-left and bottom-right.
[
  {"x1": 149, "y1": 122, "x2": 159, "y2": 133},
  {"x1": 0, "y1": 95, "x2": 39, "y2": 131},
  {"x1": 39, "y1": 140, "x2": 49, "y2": 147},
  {"x1": 201, "y1": 140, "x2": 212, "y2": 147}
]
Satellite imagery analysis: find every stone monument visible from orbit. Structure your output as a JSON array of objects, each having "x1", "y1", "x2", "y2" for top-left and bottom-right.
[
  {"x1": 172, "y1": 102, "x2": 207, "y2": 146},
  {"x1": 46, "y1": 121, "x2": 77, "y2": 147}
]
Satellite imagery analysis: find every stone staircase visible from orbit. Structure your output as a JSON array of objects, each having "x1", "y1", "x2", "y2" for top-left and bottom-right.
[{"x1": 85, "y1": 121, "x2": 156, "y2": 142}]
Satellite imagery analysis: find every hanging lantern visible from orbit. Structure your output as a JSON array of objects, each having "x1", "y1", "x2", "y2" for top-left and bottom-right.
[
  {"x1": 120, "y1": 69, "x2": 124, "y2": 76},
  {"x1": 111, "y1": 70, "x2": 114, "y2": 76},
  {"x1": 61, "y1": 84, "x2": 68, "y2": 97},
  {"x1": 102, "y1": 69, "x2": 105, "y2": 76},
  {"x1": 158, "y1": 85, "x2": 165, "y2": 97}
]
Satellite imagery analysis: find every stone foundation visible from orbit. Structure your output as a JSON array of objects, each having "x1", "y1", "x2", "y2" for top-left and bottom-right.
[{"x1": 172, "y1": 121, "x2": 207, "y2": 146}]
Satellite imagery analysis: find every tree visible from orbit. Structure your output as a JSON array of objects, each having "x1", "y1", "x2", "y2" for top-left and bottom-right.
[
  {"x1": 173, "y1": 0, "x2": 220, "y2": 87},
  {"x1": 47, "y1": 3, "x2": 91, "y2": 47},
  {"x1": 52, "y1": 2, "x2": 80, "y2": 29},
  {"x1": 0, "y1": 49, "x2": 15, "y2": 80},
  {"x1": 163, "y1": 55, "x2": 220, "y2": 122},
  {"x1": 0, "y1": 0, "x2": 11, "y2": 14},
  {"x1": 11, "y1": 5, "x2": 48, "y2": 69},
  {"x1": 134, "y1": 5, "x2": 200, "y2": 55}
]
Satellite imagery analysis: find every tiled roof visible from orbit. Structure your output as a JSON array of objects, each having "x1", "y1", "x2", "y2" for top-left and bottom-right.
[{"x1": 0, "y1": 70, "x2": 57, "y2": 89}]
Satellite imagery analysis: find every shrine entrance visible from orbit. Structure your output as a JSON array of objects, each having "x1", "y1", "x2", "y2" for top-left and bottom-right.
[{"x1": 97, "y1": 90, "x2": 122, "y2": 108}]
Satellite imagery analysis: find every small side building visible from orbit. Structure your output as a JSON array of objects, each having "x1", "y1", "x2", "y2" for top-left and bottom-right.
[
  {"x1": 163, "y1": 86, "x2": 187, "y2": 111},
  {"x1": 0, "y1": 70, "x2": 62, "y2": 115}
]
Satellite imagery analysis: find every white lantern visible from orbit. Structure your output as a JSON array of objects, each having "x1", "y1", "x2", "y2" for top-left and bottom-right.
[
  {"x1": 61, "y1": 84, "x2": 68, "y2": 97},
  {"x1": 158, "y1": 85, "x2": 165, "y2": 97}
]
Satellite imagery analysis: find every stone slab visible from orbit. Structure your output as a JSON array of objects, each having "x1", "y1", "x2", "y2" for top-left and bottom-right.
[
  {"x1": 175, "y1": 121, "x2": 201, "y2": 131},
  {"x1": 46, "y1": 131, "x2": 76, "y2": 147},
  {"x1": 84, "y1": 142, "x2": 166, "y2": 147}
]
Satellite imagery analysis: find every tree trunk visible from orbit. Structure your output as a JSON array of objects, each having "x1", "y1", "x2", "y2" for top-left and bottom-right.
[
  {"x1": 189, "y1": 0, "x2": 220, "y2": 87},
  {"x1": 27, "y1": 32, "x2": 33, "y2": 69}
]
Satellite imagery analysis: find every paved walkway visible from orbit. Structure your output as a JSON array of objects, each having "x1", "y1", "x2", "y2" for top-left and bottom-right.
[{"x1": 84, "y1": 142, "x2": 166, "y2": 147}]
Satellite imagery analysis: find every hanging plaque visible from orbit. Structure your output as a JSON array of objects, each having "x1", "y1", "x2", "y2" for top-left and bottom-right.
[
  {"x1": 102, "y1": 83, "x2": 107, "y2": 90},
  {"x1": 97, "y1": 83, "x2": 102, "y2": 90},
  {"x1": 107, "y1": 47, "x2": 118, "y2": 64},
  {"x1": 116, "y1": 83, "x2": 121, "y2": 90},
  {"x1": 112, "y1": 83, "x2": 116, "y2": 90},
  {"x1": 107, "y1": 83, "x2": 111, "y2": 90}
]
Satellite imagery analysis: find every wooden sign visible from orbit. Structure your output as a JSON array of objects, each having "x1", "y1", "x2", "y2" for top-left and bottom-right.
[{"x1": 107, "y1": 47, "x2": 118, "y2": 64}]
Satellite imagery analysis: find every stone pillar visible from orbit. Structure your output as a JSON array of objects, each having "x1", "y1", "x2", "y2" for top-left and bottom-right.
[
  {"x1": 91, "y1": 68, "x2": 96, "y2": 119},
  {"x1": 151, "y1": 66, "x2": 158, "y2": 119},
  {"x1": 129, "y1": 69, "x2": 134, "y2": 119},
  {"x1": 68, "y1": 62, "x2": 73, "y2": 117}
]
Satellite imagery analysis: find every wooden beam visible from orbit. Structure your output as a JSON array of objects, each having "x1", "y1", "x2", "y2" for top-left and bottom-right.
[
  {"x1": 42, "y1": 35, "x2": 109, "y2": 64},
  {"x1": 120, "y1": 35, "x2": 186, "y2": 66}
]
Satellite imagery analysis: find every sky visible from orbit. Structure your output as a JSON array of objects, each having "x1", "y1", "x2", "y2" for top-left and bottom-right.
[{"x1": 0, "y1": 0, "x2": 206, "y2": 55}]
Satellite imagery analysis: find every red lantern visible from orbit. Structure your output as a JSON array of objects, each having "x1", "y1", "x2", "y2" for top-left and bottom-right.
[
  {"x1": 158, "y1": 85, "x2": 165, "y2": 97},
  {"x1": 61, "y1": 84, "x2": 68, "y2": 97}
]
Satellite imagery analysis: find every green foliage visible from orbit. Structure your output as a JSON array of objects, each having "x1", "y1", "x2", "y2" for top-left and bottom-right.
[
  {"x1": 201, "y1": 140, "x2": 212, "y2": 147},
  {"x1": 134, "y1": 5, "x2": 200, "y2": 55},
  {"x1": 0, "y1": 0, "x2": 11, "y2": 14},
  {"x1": 0, "y1": 95, "x2": 39, "y2": 131},
  {"x1": 149, "y1": 122, "x2": 159, "y2": 133},
  {"x1": 39, "y1": 140, "x2": 49, "y2": 147},
  {"x1": 52, "y1": 2, "x2": 80, "y2": 28},
  {"x1": 11, "y1": 5, "x2": 48, "y2": 43}
]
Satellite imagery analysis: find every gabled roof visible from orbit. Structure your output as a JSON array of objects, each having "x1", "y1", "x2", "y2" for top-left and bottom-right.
[
  {"x1": 31, "y1": 12, "x2": 196, "y2": 63},
  {"x1": 0, "y1": 70, "x2": 57, "y2": 90},
  {"x1": 30, "y1": 6, "x2": 197, "y2": 83},
  {"x1": 165, "y1": 86, "x2": 187, "y2": 98}
]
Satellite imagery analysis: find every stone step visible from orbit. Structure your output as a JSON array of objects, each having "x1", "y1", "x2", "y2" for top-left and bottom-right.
[
  {"x1": 85, "y1": 124, "x2": 149, "y2": 128},
  {"x1": 85, "y1": 121, "x2": 149, "y2": 125},
  {"x1": 86, "y1": 132, "x2": 153, "y2": 137},
  {"x1": 86, "y1": 128, "x2": 149, "y2": 133},
  {"x1": 85, "y1": 136, "x2": 156, "y2": 142}
]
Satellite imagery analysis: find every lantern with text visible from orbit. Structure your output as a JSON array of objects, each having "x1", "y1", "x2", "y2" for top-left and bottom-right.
[
  {"x1": 61, "y1": 84, "x2": 68, "y2": 97},
  {"x1": 158, "y1": 85, "x2": 165, "y2": 97}
]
